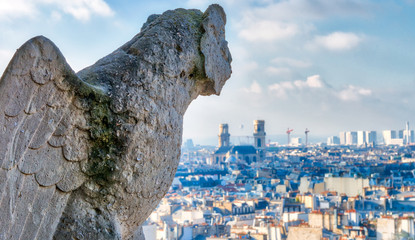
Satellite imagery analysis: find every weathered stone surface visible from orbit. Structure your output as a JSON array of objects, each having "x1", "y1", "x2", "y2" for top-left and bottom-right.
[
  {"x1": 0, "y1": 168, "x2": 25, "y2": 237},
  {"x1": 56, "y1": 161, "x2": 87, "y2": 192},
  {"x1": 34, "y1": 147, "x2": 67, "y2": 186},
  {"x1": 0, "y1": 4, "x2": 231, "y2": 240},
  {"x1": 5, "y1": 174, "x2": 38, "y2": 240},
  {"x1": 19, "y1": 185, "x2": 55, "y2": 240}
]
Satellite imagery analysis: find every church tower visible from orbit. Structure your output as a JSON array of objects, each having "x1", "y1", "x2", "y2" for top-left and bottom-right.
[
  {"x1": 218, "y1": 124, "x2": 230, "y2": 147},
  {"x1": 253, "y1": 120, "x2": 266, "y2": 150}
]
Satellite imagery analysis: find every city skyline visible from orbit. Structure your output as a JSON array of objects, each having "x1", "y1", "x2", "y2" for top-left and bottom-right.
[
  {"x1": 1, "y1": 0, "x2": 415, "y2": 144},
  {"x1": 186, "y1": 120, "x2": 415, "y2": 146}
]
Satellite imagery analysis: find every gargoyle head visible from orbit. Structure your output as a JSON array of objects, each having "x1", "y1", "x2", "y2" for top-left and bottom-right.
[
  {"x1": 199, "y1": 4, "x2": 232, "y2": 96},
  {"x1": 135, "y1": 4, "x2": 232, "y2": 97}
]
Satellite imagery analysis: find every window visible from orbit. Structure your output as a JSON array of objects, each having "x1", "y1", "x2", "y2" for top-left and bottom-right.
[{"x1": 257, "y1": 139, "x2": 261, "y2": 147}]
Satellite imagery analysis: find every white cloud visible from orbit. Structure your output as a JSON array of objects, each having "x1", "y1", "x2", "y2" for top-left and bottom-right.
[
  {"x1": 268, "y1": 75, "x2": 324, "y2": 98},
  {"x1": 235, "y1": 0, "x2": 372, "y2": 44},
  {"x1": 338, "y1": 85, "x2": 372, "y2": 101},
  {"x1": 0, "y1": 0, "x2": 36, "y2": 20},
  {"x1": 268, "y1": 78, "x2": 302, "y2": 99},
  {"x1": 294, "y1": 75, "x2": 324, "y2": 88},
  {"x1": 279, "y1": 81, "x2": 295, "y2": 90},
  {"x1": 271, "y1": 57, "x2": 311, "y2": 68},
  {"x1": 239, "y1": 20, "x2": 299, "y2": 42},
  {"x1": 310, "y1": 32, "x2": 362, "y2": 51},
  {"x1": 268, "y1": 75, "x2": 373, "y2": 102},
  {"x1": 57, "y1": 0, "x2": 114, "y2": 21},
  {"x1": 268, "y1": 83, "x2": 289, "y2": 99},
  {"x1": 41, "y1": 0, "x2": 114, "y2": 21},
  {"x1": 0, "y1": 0, "x2": 114, "y2": 21},
  {"x1": 243, "y1": 81, "x2": 262, "y2": 94}
]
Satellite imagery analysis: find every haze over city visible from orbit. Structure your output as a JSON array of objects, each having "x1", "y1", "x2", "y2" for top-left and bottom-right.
[
  {"x1": 4, "y1": 1, "x2": 415, "y2": 240},
  {"x1": 1, "y1": 0, "x2": 415, "y2": 145}
]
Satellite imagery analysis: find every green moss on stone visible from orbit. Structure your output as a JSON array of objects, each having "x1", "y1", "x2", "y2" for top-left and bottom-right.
[{"x1": 63, "y1": 69, "x2": 127, "y2": 187}]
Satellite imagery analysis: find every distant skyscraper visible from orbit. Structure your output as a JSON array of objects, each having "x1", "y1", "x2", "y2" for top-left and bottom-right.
[
  {"x1": 218, "y1": 123, "x2": 230, "y2": 147},
  {"x1": 404, "y1": 121, "x2": 411, "y2": 145},
  {"x1": 357, "y1": 131, "x2": 366, "y2": 146},
  {"x1": 253, "y1": 120, "x2": 266, "y2": 149},
  {"x1": 382, "y1": 123, "x2": 414, "y2": 146},
  {"x1": 291, "y1": 137, "x2": 302, "y2": 146},
  {"x1": 383, "y1": 130, "x2": 397, "y2": 145},
  {"x1": 339, "y1": 132, "x2": 346, "y2": 145},
  {"x1": 398, "y1": 130, "x2": 404, "y2": 139},
  {"x1": 345, "y1": 131, "x2": 357, "y2": 145},
  {"x1": 357, "y1": 131, "x2": 377, "y2": 146},
  {"x1": 366, "y1": 131, "x2": 377, "y2": 145},
  {"x1": 340, "y1": 130, "x2": 376, "y2": 146},
  {"x1": 327, "y1": 136, "x2": 340, "y2": 145}
]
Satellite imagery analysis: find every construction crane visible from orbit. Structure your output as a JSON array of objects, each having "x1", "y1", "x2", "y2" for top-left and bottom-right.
[
  {"x1": 286, "y1": 128, "x2": 293, "y2": 145},
  {"x1": 305, "y1": 128, "x2": 310, "y2": 147}
]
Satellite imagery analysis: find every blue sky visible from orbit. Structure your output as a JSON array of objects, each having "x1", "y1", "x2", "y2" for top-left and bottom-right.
[{"x1": 1, "y1": 0, "x2": 415, "y2": 145}]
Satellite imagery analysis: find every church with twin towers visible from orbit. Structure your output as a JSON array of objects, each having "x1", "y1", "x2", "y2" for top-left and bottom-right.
[{"x1": 211, "y1": 120, "x2": 266, "y2": 165}]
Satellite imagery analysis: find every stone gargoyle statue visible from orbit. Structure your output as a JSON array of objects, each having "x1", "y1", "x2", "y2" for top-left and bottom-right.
[{"x1": 0, "y1": 4, "x2": 231, "y2": 240}]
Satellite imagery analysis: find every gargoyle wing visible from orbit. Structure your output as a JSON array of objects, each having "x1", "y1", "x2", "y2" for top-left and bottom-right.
[{"x1": 0, "y1": 36, "x2": 89, "y2": 240}]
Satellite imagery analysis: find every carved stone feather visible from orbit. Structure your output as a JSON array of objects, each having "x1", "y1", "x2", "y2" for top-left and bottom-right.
[{"x1": 0, "y1": 4, "x2": 231, "y2": 240}]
